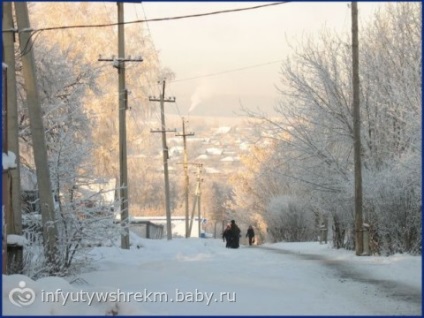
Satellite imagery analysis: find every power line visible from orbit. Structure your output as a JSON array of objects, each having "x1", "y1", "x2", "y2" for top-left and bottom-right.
[
  {"x1": 167, "y1": 86, "x2": 183, "y2": 117},
  {"x1": 172, "y1": 59, "x2": 284, "y2": 83},
  {"x1": 132, "y1": 3, "x2": 164, "y2": 129},
  {"x1": 138, "y1": 2, "x2": 182, "y2": 119},
  {"x1": 17, "y1": 30, "x2": 43, "y2": 57},
  {"x1": 136, "y1": 2, "x2": 162, "y2": 100},
  {"x1": 11, "y1": 2, "x2": 289, "y2": 33}
]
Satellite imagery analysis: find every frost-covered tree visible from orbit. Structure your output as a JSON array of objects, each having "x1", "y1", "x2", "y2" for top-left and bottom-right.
[
  {"x1": 239, "y1": 2, "x2": 421, "y2": 254},
  {"x1": 16, "y1": 15, "x2": 122, "y2": 277},
  {"x1": 202, "y1": 180, "x2": 234, "y2": 223},
  {"x1": 28, "y1": 2, "x2": 162, "y2": 208}
]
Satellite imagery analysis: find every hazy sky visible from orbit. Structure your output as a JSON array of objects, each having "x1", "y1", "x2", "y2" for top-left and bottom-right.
[{"x1": 126, "y1": 2, "x2": 385, "y2": 117}]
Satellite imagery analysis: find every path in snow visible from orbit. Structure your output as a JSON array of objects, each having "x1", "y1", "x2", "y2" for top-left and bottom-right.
[
  {"x1": 258, "y1": 245, "x2": 422, "y2": 312},
  {"x1": 3, "y1": 239, "x2": 421, "y2": 316},
  {"x1": 72, "y1": 239, "x2": 420, "y2": 315}
]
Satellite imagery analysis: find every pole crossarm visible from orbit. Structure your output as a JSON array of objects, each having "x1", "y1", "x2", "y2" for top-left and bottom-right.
[
  {"x1": 149, "y1": 96, "x2": 176, "y2": 103},
  {"x1": 98, "y1": 55, "x2": 143, "y2": 70},
  {"x1": 98, "y1": 54, "x2": 143, "y2": 62},
  {"x1": 150, "y1": 129, "x2": 177, "y2": 133},
  {"x1": 175, "y1": 132, "x2": 195, "y2": 137}
]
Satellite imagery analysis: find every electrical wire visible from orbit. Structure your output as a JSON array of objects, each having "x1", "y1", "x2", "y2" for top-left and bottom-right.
[
  {"x1": 136, "y1": 2, "x2": 182, "y2": 120},
  {"x1": 12, "y1": 2, "x2": 289, "y2": 33},
  {"x1": 17, "y1": 30, "x2": 43, "y2": 57},
  {"x1": 137, "y1": 2, "x2": 162, "y2": 100},
  {"x1": 100, "y1": 3, "x2": 147, "y2": 138},
  {"x1": 132, "y1": 2, "x2": 164, "y2": 129},
  {"x1": 172, "y1": 59, "x2": 284, "y2": 83}
]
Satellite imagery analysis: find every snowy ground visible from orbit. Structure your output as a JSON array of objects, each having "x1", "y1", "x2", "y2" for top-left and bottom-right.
[{"x1": 3, "y1": 234, "x2": 422, "y2": 316}]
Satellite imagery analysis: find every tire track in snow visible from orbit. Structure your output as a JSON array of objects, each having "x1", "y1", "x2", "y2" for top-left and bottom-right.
[{"x1": 257, "y1": 245, "x2": 422, "y2": 310}]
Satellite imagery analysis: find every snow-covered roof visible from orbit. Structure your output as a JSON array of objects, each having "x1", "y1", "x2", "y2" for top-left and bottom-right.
[
  {"x1": 214, "y1": 126, "x2": 232, "y2": 135},
  {"x1": 221, "y1": 156, "x2": 235, "y2": 162},
  {"x1": 187, "y1": 137, "x2": 205, "y2": 143},
  {"x1": 239, "y1": 143, "x2": 251, "y2": 151},
  {"x1": 204, "y1": 167, "x2": 221, "y2": 174},
  {"x1": 157, "y1": 166, "x2": 176, "y2": 172},
  {"x1": 195, "y1": 154, "x2": 209, "y2": 160},
  {"x1": 205, "y1": 148, "x2": 223, "y2": 155}
]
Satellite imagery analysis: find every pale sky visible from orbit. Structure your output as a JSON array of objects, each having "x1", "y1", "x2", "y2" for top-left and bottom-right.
[{"x1": 126, "y1": 2, "x2": 385, "y2": 117}]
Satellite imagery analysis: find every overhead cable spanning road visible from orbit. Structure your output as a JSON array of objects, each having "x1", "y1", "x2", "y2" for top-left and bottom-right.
[{"x1": 5, "y1": 2, "x2": 290, "y2": 33}]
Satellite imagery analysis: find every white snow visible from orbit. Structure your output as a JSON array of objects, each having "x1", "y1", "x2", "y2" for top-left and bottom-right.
[
  {"x1": 205, "y1": 148, "x2": 223, "y2": 155},
  {"x1": 220, "y1": 156, "x2": 234, "y2": 162},
  {"x1": 168, "y1": 146, "x2": 183, "y2": 157},
  {"x1": 239, "y1": 142, "x2": 251, "y2": 151},
  {"x1": 6, "y1": 235, "x2": 28, "y2": 247},
  {"x1": 156, "y1": 166, "x2": 176, "y2": 172},
  {"x1": 2, "y1": 151, "x2": 17, "y2": 170},
  {"x1": 167, "y1": 137, "x2": 182, "y2": 145},
  {"x1": 128, "y1": 216, "x2": 205, "y2": 238},
  {"x1": 195, "y1": 154, "x2": 209, "y2": 160},
  {"x1": 214, "y1": 126, "x2": 232, "y2": 135},
  {"x1": 3, "y1": 237, "x2": 421, "y2": 316},
  {"x1": 204, "y1": 167, "x2": 221, "y2": 174}
]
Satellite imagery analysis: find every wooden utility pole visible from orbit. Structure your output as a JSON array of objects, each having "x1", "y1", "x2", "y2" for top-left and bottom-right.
[
  {"x1": 198, "y1": 176, "x2": 202, "y2": 237},
  {"x1": 188, "y1": 164, "x2": 203, "y2": 237},
  {"x1": 3, "y1": 2, "x2": 23, "y2": 273},
  {"x1": 3, "y1": 2, "x2": 22, "y2": 237},
  {"x1": 175, "y1": 118, "x2": 194, "y2": 238},
  {"x1": 2, "y1": 62, "x2": 9, "y2": 274},
  {"x1": 351, "y1": 2, "x2": 364, "y2": 256},
  {"x1": 188, "y1": 182, "x2": 199, "y2": 237},
  {"x1": 149, "y1": 81, "x2": 176, "y2": 240},
  {"x1": 15, "y1": 2, "x2": 59, "y2": 271},
  {"x1": 117, "y1": 2, "x2": 129, "y2": 250},
  {"x1": 98, "y1": 3, "x2": 142, "y2": 249}
]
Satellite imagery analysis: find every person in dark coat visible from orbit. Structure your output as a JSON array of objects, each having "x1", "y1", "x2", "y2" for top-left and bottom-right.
[
  {"x1": 222, "y1": 224, "x2": 231, "y2": 248},
  {"x1": 246, "y1": 225, "x2": 255, "y2": 246},
  {"x1": 229, "y1": 220, "x2": 241, "y2": 248}
]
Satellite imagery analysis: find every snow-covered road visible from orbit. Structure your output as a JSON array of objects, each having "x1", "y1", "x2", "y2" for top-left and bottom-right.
[
  {"x1": 3, "y1": 237, "x2": 422, "y2": 315},
  {"x1": 257, "y1": 245, "x2": 421, "y2": 315}
]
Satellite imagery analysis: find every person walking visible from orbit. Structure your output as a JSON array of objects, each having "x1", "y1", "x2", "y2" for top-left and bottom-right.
[
  {"x1": 246, "y1": 225, "x2": 255, "y2": 246},
  {"x1": 222, "y1": 224, "x2": 231, "y2": 248},
  {"x1": 229, "y1": 220, "x2": 241, "y2": 248}
]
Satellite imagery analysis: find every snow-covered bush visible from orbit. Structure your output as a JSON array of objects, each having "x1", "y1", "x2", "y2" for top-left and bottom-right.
[
  {"x1": 266, "y1": 196, "x2": 315, "y2": 242},
  {"x1": 22, "y1": 196, "x2": 121, "y2": 279},
  {"x1": 363, "y1": 152, "x2": 421, "y2": 255}
]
